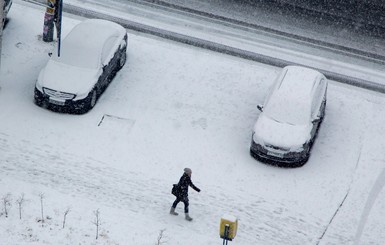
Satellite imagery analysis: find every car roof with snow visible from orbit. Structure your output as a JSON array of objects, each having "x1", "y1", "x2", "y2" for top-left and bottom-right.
[
  {"x1": 264, "y1": 66, "x2": 325, "y2": 124},
  {"x1": 52, "y1": 19, "x2": 126, "y2": 69},
  {"x1": 277, "y1": 66, "x2": 322, "y2": 97}
]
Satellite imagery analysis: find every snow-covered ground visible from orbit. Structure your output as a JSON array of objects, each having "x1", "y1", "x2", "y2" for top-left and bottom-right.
[{"x1": 1, "y1": 2, "x2": 385, "y2": 244}]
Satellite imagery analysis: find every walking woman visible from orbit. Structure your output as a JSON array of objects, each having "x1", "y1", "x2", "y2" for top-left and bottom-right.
[{"x1": 170, "y1": 168, "x2": 200, "y2": 221}]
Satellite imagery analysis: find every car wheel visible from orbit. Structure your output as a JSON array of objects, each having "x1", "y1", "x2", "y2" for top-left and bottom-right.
[
  {"x1": 90, "y1": 89, "x2": 97, "y2": 108},
  {"x1": 82, "y1": 89, "x2": 97, "y2": 113},
  {"x1": 34, "y1": 98, "x2": 43, "y2": 107},
  {"x1": 34, "y1": 89, "x2": 44, "y2": 107},
  {"x1": 118, "y1": 48, "x2": 127, "y2": 69},
  {"x1": 292, "y1": 156, "x2": 309, "y2": 168},
  {"x1": 320, "y1": 98, "x2": 326, "y2": 120}
]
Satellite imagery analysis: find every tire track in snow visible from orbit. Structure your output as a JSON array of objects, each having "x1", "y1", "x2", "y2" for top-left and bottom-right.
[
  {"x1": 0, "y1": 134, "x2": 161, "y2": 213},
  {"x1": 0, "y1": 132, "x2": 324, "y2": 244},
  {"x1": 353, "y1": 164, "x2": 385, "y2": 244},
  {"x1": 316, "y1": 144, "x2": 362, "y2": 245},
  {"x1": 314, "y1": 94, "x2": 383, "y2": 244}
]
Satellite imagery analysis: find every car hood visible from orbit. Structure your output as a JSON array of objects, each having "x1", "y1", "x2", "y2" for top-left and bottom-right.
[
  {"x1": 253, "y1": 113, "x2": 311, "y2": 149},
  {"x1": 38, "y1": 60, "x2": 100, "y2": 95}
]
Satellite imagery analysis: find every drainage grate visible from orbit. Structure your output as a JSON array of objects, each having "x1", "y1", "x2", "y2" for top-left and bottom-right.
[{"x1": 98, "y1": 114, "x2": 135, "y2": 134}]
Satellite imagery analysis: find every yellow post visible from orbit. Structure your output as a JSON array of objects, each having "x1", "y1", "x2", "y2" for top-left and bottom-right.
[{"x1": 219, "y1": 214, "x2": 238, "y2": 242}]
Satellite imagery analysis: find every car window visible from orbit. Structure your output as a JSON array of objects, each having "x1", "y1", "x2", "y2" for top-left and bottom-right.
[
  {"x1": 312, "y1": 78, "x2": 327, "y2": 118},
  {"x1": 263, "y1": 82, "x2": 276, "y2": 107},
  {"x1": 311, "y1": 82, "x2": 321, "y2": 118},
  {"x1": 101, "y1": 36, "x2": 119, "y2": 65},
  {"x1": 263, "y1": 72, "x2": 284, "y2": 107}
]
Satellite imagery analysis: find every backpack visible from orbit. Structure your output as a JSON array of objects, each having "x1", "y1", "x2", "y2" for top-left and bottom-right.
[{"x1": 171, "y1": 184, "x2": 178, "y2": 196}]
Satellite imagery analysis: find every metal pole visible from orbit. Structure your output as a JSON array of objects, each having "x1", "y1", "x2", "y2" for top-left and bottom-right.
[
  {"x1": 55, "y1": 0, "x2": 63, "y2": 56},
  {"x1": 222, "y1": 224, "x2": 229, "y2": 245}
]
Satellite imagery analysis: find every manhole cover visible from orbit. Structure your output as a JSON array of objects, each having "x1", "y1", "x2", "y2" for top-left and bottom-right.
[{"x1": 98, "y1": 114, "x2": 135, "y2": 134}]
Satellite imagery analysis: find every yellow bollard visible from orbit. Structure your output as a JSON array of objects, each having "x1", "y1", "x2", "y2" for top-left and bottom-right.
[{"x1": 219, "y1": 214, "x2": 238, "y2": 242}]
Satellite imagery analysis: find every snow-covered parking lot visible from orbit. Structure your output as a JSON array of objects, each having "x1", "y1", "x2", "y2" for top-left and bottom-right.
[{"x1": 1, "y1": 2, "x2": 385, "y2": 244}]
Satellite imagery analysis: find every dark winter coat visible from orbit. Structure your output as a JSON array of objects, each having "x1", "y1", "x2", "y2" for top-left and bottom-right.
[{"x1": 175, "y1": 173, "x2": 200, "y2": 198}]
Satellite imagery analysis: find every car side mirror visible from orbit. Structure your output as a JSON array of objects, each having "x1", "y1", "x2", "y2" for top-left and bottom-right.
[
  {"x1": 257, "y1": 105, "x2": 263, "y2": 112},
  {"x1": 312, "y1": 118, "x2": 321, "y2": 124},
  {"x1": 48, "y1": 52, "x2": 52, "y2": 57}
]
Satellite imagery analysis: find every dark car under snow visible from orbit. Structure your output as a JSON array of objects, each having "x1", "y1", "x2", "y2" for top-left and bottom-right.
[{"x1": 34, "y1": 19, "x2": 128, "y2": 114}]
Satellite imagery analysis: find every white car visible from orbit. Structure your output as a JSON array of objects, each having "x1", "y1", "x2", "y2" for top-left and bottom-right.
[
  {"x1": 250, "y1": 66, "x2": 328, "y2": 167},
  {"x1": 34, "y1": 19, "x2": 128, "y2": 114}
]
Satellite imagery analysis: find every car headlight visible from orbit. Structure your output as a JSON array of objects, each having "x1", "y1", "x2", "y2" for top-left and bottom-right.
[
  {"x1": 289, "y1": 145, "x2": 304, "y2": 153},
  {"x1": 252, "y1": 132, "x2": 264, "y2": 145},
  {"x1": 287, "y1": 142, "x2": 309, "y2": 156},
  {"x1": 36, "y1": 70, "x2": 45, "y2": 91},
  {"x1": 35, "y1": 81, "x2": 43, "y2": 92}
]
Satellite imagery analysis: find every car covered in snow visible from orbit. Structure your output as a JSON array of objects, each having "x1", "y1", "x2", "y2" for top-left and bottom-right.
[
  {"x1": 3, "y1": 0, "x2": 12, "y2": 27},
  {"x1": 34, "y1": 19, "x2": 128, "y2": 113},
  {"x1": 250, "y1": 66, "x2": 328, "y2": 167}
]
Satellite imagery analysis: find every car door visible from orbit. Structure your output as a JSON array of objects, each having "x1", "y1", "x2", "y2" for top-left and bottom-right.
[
  {"x1": 310, "y1": 81, "x2": 323, "y2": 141},
  {"x1": 317, "y1": 78, "x2": 327, "y2": 119},
  {"x1": 96, "y1": 63, "x2": 109, "y2": 93},
  {"x1": 100, "y1": 35, "x2": 119, "y2": 88},
  {"x1": 109, "y1": 41, "x2": 122, "y2": 74}
]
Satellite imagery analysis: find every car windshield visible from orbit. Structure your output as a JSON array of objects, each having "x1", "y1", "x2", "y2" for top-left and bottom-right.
[
  {"x1": 50, "y1": 22, "x2": 106, "y2": 69},
  {"x1": 263, "y1": 92, "x2": 311, "y2": 125},
  {"x1": 51, "y1": 45, "x2": 99, "y2": 69}
]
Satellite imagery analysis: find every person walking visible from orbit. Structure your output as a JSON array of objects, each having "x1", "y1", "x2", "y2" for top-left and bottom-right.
[{"x1": 170, "y1": 168, "x2": 200, "y2": 221}]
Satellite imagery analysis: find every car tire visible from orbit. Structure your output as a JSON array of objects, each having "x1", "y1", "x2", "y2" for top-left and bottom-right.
[
  {"x1": 118, "y1": 48, "x2": 127, "y2": 69},
  {"x1": 34, "y1": 89, "x2": 44, "y2": 107},
  {"x1": 82, "y1": 89, "x2": 98, "y2": 114},
  {"x1": 35, "y1": 97, "x2": 43, "y2": 105},
  {"x1": 34, "y1": 98, "x2": 43, "y2": 107},
  {"x1": 292, "y1": 156, "x2": 309, "y2": 168},
  {"x1": 90, "y1": 89, "x2": 97, "y2": 108}
]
